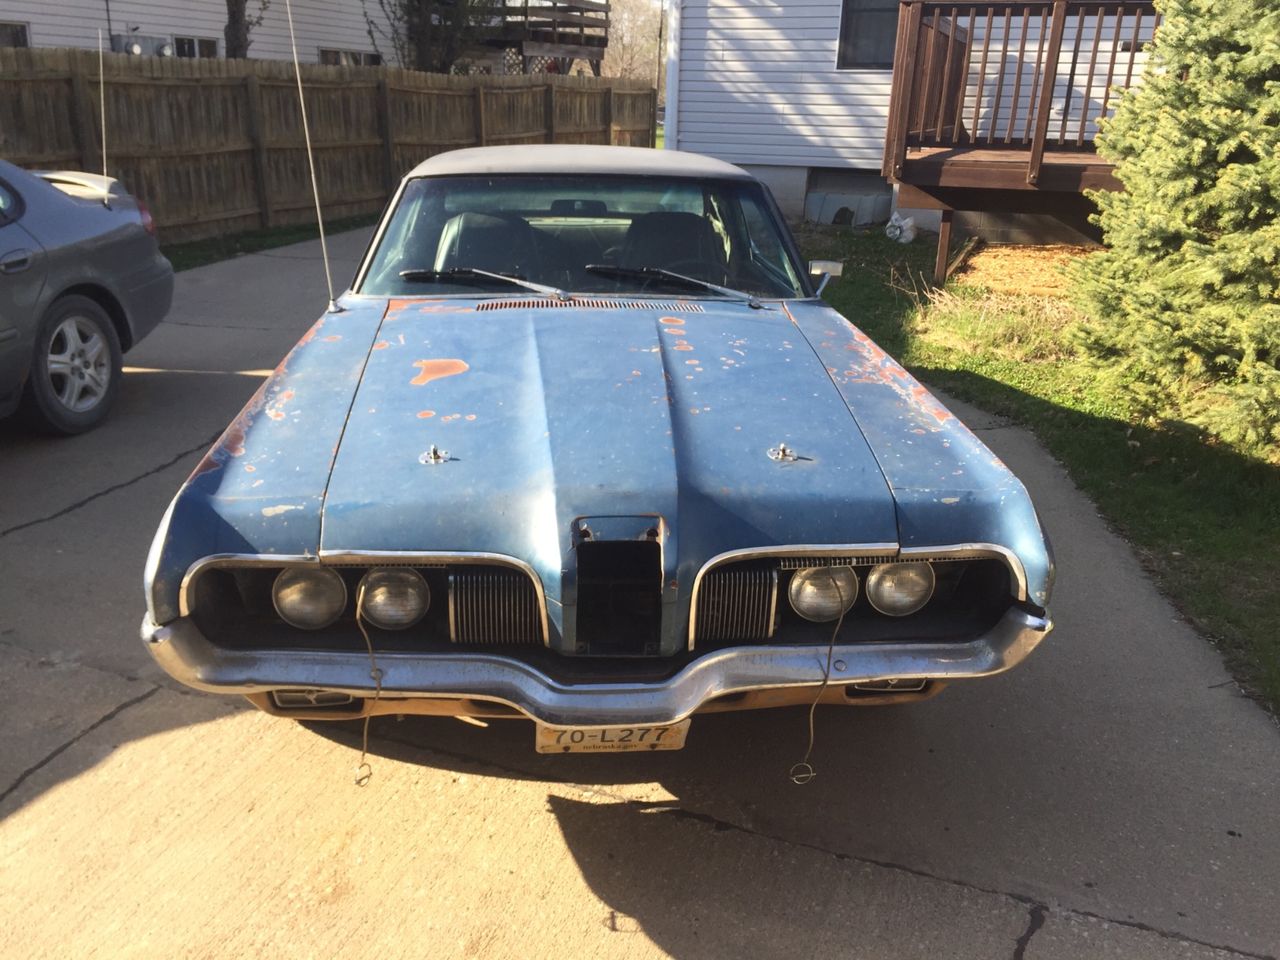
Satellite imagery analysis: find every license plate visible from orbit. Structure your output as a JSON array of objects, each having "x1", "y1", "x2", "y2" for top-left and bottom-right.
[{"x1": 534, "y1": 720, "x2": 691, "y2": 754}]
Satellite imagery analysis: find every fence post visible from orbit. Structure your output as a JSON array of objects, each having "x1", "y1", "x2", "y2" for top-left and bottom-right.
[
  {"x1": 604, "y1": 86, "x2": 614, "y2": 144},
  {"x1": 649, "y1": 88, "x2": 658, "y2": 147},
  {"x1": 244, "y1": 75, "x2": 272, "y2": 228},
  {"x1": 474, "y1": 85, "x2": 487, "y2": 146},
  {"x1": 376, "y1": 78, "x2": 396, "y2": 194},
  {"x1": 545, "y1": 84, "x2": 557, "y2": 143},
  {"x1": 70, "y1": 71, "x2": 98, "y2": 174}
]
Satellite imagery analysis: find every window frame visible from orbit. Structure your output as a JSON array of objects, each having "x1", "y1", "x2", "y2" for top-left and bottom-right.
[
  {"x1": 173, "y1": 36, "x2": 219, "y2": 58},
  {"x1": 318, "y1": 48, "x2": 382, "y2": 67},
  {"x1": 835, "y1": 0, "x2": 899, "y2": 71},
  {"x1": 0, "y1": 21, "x2": 31, "y2": 49}
]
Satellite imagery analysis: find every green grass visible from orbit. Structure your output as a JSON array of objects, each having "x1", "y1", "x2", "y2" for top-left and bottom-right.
[
  {"x1": 161, "y1": 214, "x2": 379, "y2": 273},
  {"x1": 799, "y1": 225, "x2": 1280, "y2": 715}
]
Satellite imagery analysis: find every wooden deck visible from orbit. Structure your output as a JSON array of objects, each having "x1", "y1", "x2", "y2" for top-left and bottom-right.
[
  {"x1": 882, "y1": 0, "x2": 1159, "y2": 281},
  {"x1": 901, "y1": 145, "x2": 1120, "y2": 192},
  {"x1": 474, "y1": 1, "x2": 611, "y2": 73}
]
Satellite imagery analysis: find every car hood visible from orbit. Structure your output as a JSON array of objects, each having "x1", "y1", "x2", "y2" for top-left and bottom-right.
[{"x1": 320, "y1": 297, "x2": 900, "y2": 640}]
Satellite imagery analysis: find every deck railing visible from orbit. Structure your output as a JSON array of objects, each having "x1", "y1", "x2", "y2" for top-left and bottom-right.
[
  {"x1": 883, "y1": 0, "x2": 1159, "y2": 185},
  {"x1": 482, "y1": 1, "x2": 611, "y2": 53}
]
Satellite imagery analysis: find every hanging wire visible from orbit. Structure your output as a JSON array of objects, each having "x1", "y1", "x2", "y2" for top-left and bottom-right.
[
  {"x1": 283, "y1": 0, "x2": 340, "y2": 313},
  {"x1": 789, "y1": 581, "x2": 848, "y2": 785},
  {"x1": 353, "y1": 581, "x2": 384, "y2": 787}
]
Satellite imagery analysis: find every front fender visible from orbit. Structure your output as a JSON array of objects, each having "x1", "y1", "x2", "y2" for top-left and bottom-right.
[{"x1": 145, "y1": 298, "x2": 387, "y2": 624}]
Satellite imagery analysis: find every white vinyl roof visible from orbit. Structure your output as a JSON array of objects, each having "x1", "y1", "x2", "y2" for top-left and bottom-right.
[{"x1": 406, "y1": 145, "x2": 755, "y2": 181}]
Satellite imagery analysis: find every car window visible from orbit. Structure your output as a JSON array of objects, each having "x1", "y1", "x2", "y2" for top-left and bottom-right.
[{"x1": 359, "y1": 174, "x2": 806, "y2": 300}]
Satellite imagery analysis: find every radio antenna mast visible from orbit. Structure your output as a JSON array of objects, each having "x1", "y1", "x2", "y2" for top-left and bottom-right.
[
  {"x1": 283, "y1": 0, "x2": 340, "y2": 313},
  {"x1": 98, "y1": 29, "x2": 107, "y2": 177}
]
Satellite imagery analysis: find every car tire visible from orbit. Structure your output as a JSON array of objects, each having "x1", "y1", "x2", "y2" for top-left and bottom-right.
[{"x1": 19, "y1": 295, "x2": 123, "y2": 435}]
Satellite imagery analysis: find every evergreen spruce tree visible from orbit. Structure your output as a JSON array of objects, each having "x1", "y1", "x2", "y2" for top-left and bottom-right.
[{"x1": 1076, "y1": 0, "x2": 1280, "y2": 457}]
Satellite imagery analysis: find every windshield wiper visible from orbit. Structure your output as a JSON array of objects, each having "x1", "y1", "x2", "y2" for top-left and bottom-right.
[
  {"x1": 399, "y1": 267, "x2": 571, "y2": 302},
  {"x1": 583, "y1": 265, "x2": 765, "y2": 309}
]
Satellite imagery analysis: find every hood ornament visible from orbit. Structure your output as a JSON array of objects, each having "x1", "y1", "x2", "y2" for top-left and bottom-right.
[
  {"x1": 768, "y1": 442, "x2": 799, "y2": 463},
  {"x1": 419, "y1": 444, "x2": 451, "y2": 466}
]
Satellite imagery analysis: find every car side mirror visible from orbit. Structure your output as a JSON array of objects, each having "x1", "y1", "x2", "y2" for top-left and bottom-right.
[{"x1": 809, "y1": 260, "x2": 844, "y2": 296}]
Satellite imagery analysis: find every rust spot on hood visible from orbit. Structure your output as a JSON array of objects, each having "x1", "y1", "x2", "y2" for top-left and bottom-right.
[
  {"x1": 417, "y1": 410, "x2": 436, "y2": 419},
  {"x1": 411, "y1": 359, "x2": 470, "y2": 386},
  {"x1": 372, "y1": 341, "x2": 391, "y2": 350},
  {"x1": 659, "y1": 316, "x2": 685, "y2": 326},
  {"x1": 387, "y1": 298, "x2": 472, "y2": 319}
]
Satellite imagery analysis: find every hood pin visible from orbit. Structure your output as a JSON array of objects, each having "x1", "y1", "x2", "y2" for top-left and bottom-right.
[
  {"x1": 419, "y1": 444, "x2": 450, "y2": 465},
  {"x1": 768, "y1": 442, "x2": 799, "y2": 463}
]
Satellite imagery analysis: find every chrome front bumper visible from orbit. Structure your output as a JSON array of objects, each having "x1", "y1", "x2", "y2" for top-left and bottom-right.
[{"x1": 141, "y1": 609, "x2": 1050, "y2": 727}]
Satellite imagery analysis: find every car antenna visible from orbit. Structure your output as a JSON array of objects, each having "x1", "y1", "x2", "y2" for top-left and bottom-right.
[
  {"x1": 283, "y1": 0, "x2": 343, "y2": 313},
  {"x1": 97, "y1": 29, "x2": 110, "y2": 207}
]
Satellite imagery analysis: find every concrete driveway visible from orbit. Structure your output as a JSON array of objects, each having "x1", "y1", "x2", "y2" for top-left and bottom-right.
[{"x1": 1, "y1": 230, "x2": 1276, "y2": 960}]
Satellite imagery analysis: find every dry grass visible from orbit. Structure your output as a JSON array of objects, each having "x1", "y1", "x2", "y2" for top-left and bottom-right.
[
  {"x1": 910, "y1": 285, "x2": 1087, "y2": 363},
  {"x1": 952, "y1": 243, "x2": 1094, "y2": 297}
]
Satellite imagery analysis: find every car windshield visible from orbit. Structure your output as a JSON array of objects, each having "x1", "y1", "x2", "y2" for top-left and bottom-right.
[{"x1": 357, "y1": 174, "x2": 807, "y2": 299}]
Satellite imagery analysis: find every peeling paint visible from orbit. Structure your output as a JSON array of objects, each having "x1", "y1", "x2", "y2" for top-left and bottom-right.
[
  {"x1": 261, "y1": 504, "x2": 303, "y2": 518},
  {"x1": 411, "y1": 358, "x2": 470, "y2": 386}
]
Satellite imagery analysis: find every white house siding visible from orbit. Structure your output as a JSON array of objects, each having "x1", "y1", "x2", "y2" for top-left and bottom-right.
[
  {"x1": 671, "y1": 0, "x2": 892, "y2": 174},
  {"x1": 669, "y1": 1, "x2": 1155, "y2": 182},
  {"x1": 2, "y1": 0, "x2": 392, "y2": 64}
]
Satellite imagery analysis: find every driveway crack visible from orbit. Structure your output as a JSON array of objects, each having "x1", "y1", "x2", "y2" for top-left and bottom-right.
[
  {"x1": 0, "y1": 433, "x2": 218, "y2": 538},
  {"x1": 0, "y1": 686, "x2": 160, "y2": 805},
  {"x1": 1012, "y1": 904, "x2": 1047, "y2": 960},
  {"x1": 364, "y1": 726, "x2": 1276, "y2": 960}
]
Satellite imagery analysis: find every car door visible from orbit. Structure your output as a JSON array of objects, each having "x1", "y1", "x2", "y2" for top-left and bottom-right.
[{"x1": 0, "y1": 177, "x2": 49, "y2": 406}]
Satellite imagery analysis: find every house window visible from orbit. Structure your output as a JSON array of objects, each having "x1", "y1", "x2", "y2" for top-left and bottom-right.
[
  {"x1": 174, "y1": 37, "x2": 219, "y2": 58},
  {"x1": 0, "y1": 22, "x2": 30, "y2": 48},
  {"x1": 837, "y1": 0, "x2": 898, "y2": 69},
  {"x1": 319, "y1": 49, "x2": 382, "y2": 67}
]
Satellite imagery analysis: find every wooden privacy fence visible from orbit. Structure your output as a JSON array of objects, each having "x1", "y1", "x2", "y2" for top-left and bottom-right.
[{"x1": 0, "y1": 48, "x2": 657, "y2": 242}]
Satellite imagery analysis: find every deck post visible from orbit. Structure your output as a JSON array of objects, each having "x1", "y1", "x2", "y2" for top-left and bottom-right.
[
  {"x1": 1028, "y1": 0, "x2": 1069, "y2": 185},
  {"x1": 884, "y1": 1, "x2": 925, "y2": 180},
  {"x1": 933, "y1": 208, "x2": 954, "y2": 286}
]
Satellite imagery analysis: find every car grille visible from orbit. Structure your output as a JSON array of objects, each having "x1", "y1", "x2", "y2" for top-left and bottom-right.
[
  {"x1": 694, "y1": 563, "x2": 778, "y2": 643},
  {"x1": 448, "y1": 569, "x2": 543, "y2": 645}
]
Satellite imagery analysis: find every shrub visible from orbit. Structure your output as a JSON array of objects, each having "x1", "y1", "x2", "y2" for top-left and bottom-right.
[{"x1": 1075, "y1": 0, "x2": 1280, "y2": 458}]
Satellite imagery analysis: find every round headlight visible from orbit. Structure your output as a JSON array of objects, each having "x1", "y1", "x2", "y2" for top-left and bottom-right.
[
  {"x1": 788, "y1": 566, "x2": 859, "y2": 622},
  {"x1": 865, "y1": 562, "x2": 935, "y2": 616},
  {"x1": 272, "y1": 567, "x2": 347, "y2": 630},
  {"x1": 357, "y1": 568, "x2": 430, "y2": 630}
]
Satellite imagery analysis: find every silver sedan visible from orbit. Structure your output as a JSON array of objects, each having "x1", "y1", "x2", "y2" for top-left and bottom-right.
[{"x1": 0, "y1": 160, "x2": 173, "y2": 434}]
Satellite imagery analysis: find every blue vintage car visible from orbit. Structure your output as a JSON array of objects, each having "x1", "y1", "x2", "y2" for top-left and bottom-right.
[{"x1": 142, "y1": 146, "x2": 1053, "y2": 754}]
